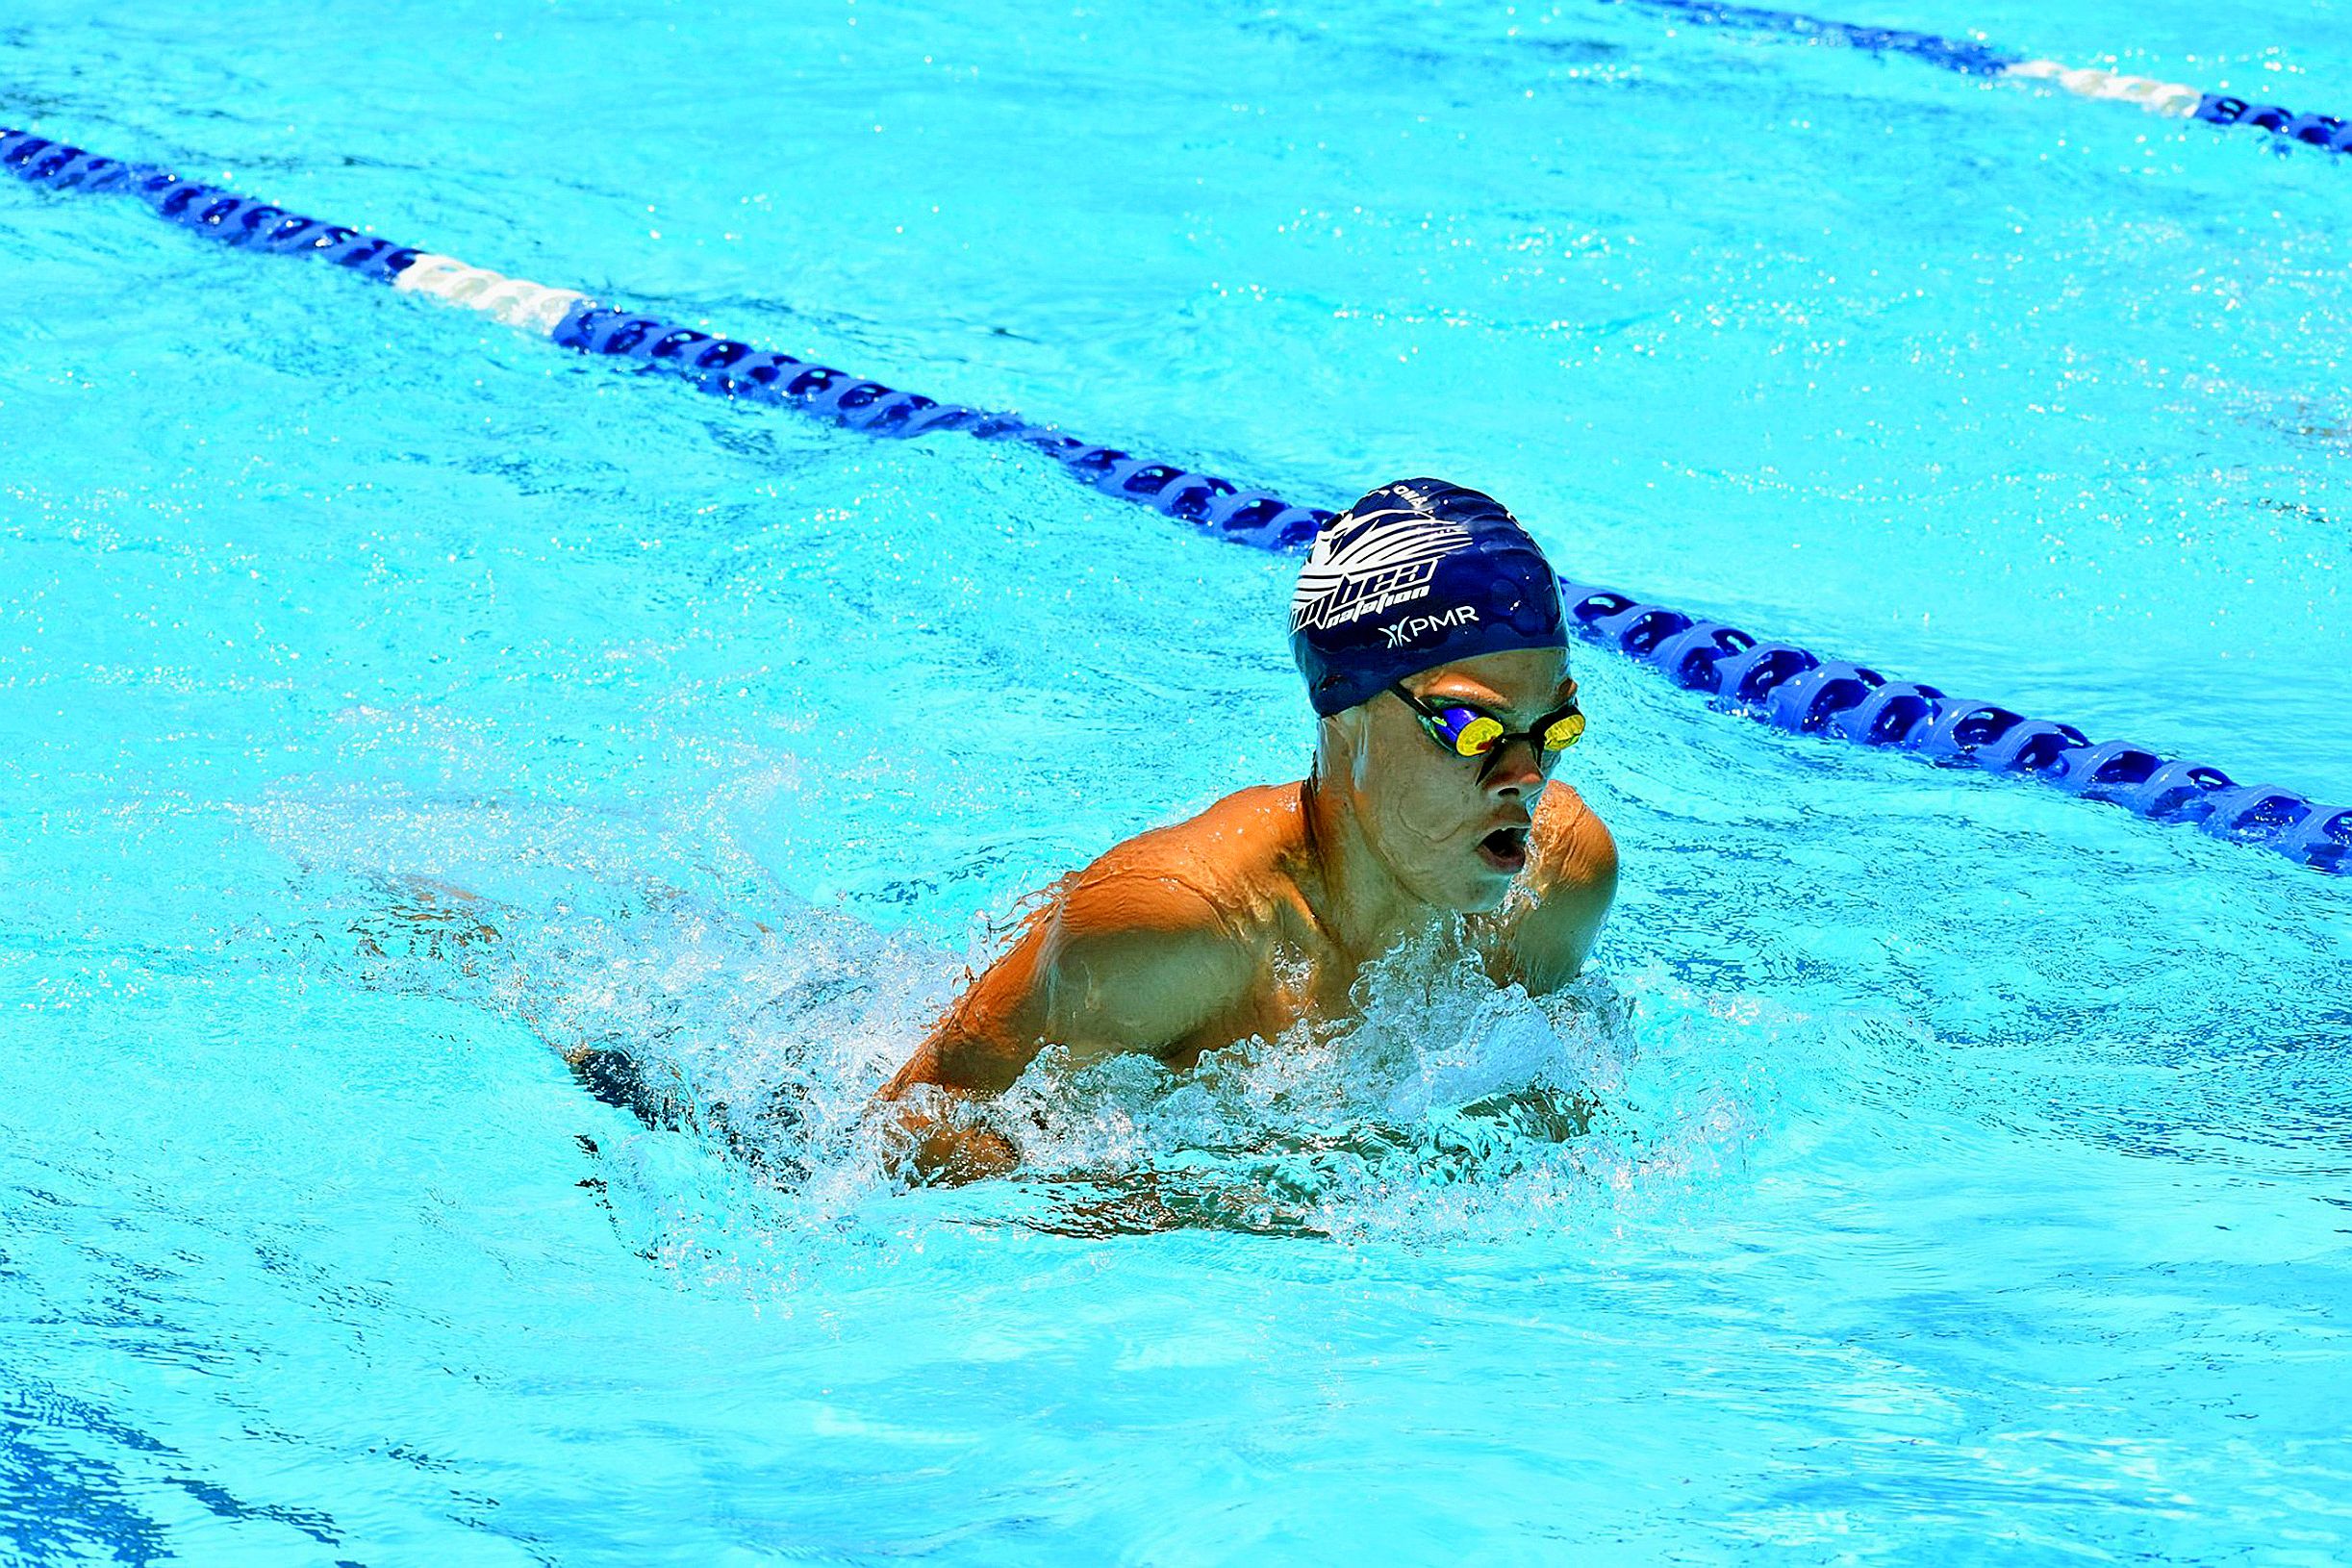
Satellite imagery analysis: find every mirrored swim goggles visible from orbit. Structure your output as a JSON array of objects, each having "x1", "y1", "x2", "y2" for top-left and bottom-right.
[{"x1": 1388, "y1": 681, "x2": 1586, "y2": 777}]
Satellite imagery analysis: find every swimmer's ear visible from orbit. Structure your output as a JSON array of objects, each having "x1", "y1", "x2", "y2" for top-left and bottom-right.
[
  {"x1": 1310, "y1": 708, "x2": 1351, "y2": 769},
  {"x1": 1319, "y1": 705, "x2": 1370, "y2": 746},
  {"x1": 1310, "y1": 706, "x2": 1375, "y2": 794}
]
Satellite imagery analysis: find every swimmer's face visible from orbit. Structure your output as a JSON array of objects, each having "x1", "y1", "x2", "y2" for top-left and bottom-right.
[{"x1": 1321, "y1": 645, "x2": 1577, "y2": 914}]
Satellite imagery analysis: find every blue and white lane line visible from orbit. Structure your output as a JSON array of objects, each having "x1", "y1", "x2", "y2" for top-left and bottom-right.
[
  {"x1": 1631, "y1": 0, "x2": 2352, "y2": 153},
  {"x1": 0, "y1": 136, "x2": 1331, "y2": 553},
  {"x1": 1, "y1": 125, "x2": 2344, "y2": 873}
]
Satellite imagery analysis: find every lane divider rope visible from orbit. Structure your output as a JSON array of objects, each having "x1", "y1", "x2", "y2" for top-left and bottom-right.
[
  {"x1": 3, "y1": 125, "x2": 2343, "y2": 873},
  {"x1": 1631, "y1": 0, "x2": 2352, "y2": 153}
]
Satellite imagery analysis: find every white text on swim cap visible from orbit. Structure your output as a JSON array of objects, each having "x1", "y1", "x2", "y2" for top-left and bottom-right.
[
  {"x1": 1381, "y1": 605, "x2": 1479, "y2": 646},
  {"x1": 1291, "y1": 508, "x2": 1473, "y2": 633}
]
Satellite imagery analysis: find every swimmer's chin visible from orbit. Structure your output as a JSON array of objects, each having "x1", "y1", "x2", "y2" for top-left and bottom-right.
[
  {"x1": 1435, "y1": 868, "x2": 1518, "y2": 917},
  {"x1": 1455, "y1": 880, "x2": 1515, "y2": 916}
]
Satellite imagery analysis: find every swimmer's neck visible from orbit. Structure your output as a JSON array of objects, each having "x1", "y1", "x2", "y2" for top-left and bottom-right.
[{"x1": 1294, "y1": 772, "x2": 1454, "y2": 963}]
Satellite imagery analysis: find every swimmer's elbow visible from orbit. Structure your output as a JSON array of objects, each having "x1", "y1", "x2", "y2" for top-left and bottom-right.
[
  {"x1": 885, "y1": 1020, "x2": 1033, "y2": 1099},
  {"x1": 888, "y1": 929, "x2": 1061, "y2": 1099}
]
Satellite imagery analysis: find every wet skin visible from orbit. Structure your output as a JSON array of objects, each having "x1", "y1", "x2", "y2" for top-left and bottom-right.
[{"x1": 879, "y1": 646, "x2": 1619, "y2": 1182}]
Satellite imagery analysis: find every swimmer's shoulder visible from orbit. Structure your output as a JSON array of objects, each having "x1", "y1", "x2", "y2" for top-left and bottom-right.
[
  {"x1": 1530, "y1": 781, "x2": 1616, "y2": 893},
  {"x1": 1498, "y1": 782, "x2": 1619, "y2": 994},
  {"x1": 1068, "y1": 782, "x2": 1306, "y2": 932}
]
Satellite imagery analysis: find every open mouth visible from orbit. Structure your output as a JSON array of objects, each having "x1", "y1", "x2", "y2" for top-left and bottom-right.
[{"x1": 1477, "y1": 825, "x2": 1530, "y2": 873}]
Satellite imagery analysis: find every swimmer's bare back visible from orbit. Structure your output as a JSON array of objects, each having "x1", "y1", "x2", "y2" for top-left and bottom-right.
[{"x1": 878, "y1": 776, "x2": 1616, "y2": 1181}]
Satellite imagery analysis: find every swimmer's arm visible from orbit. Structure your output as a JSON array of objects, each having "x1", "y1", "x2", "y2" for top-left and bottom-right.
[
  {"x1": 877, "y1": 871, "x2": 1256, "y2": 1181},
  {"x1": 873, "y1": 926, "x2": 1054, "y2": 1183},
  {"x1": 1501, "y1": 786, "x2": 1619, "y2": 997}
]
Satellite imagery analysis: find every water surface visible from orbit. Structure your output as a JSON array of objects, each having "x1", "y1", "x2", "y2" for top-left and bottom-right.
[{"x1": 3, "y1": 0, "x2": 2349, "y2": 1560}]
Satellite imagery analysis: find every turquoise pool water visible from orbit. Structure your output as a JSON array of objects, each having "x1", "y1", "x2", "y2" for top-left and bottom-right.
[{"x1": 5, "y1": 0, "x2": 2350, "y2": 1560}]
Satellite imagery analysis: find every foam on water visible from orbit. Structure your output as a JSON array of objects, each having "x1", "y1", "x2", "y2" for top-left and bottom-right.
[{"x1": 276, "y1": 795, "x2": 1765, "y2": 1258}]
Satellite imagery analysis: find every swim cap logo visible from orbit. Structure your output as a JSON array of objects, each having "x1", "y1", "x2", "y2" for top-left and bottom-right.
[
  {"x1": 1381, "y1": 605, "x2": 1479, "y2": 646},
  {"x1": 1290, "y1": 506, "x2": 1473, "y2": 634}
]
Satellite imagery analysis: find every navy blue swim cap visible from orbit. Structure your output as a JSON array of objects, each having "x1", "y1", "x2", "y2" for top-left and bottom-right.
[{"x1": 1290, "y1": 478, "x2": 1567, "y2": 717}]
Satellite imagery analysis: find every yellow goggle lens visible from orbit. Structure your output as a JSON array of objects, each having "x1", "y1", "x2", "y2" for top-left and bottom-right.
[
  {"x1": 1453, "y1": 715, "x2": 1505, "y2": 757},
  {"x1": 1543, "y1": 711, "x2": 1587, "y2": 751}
]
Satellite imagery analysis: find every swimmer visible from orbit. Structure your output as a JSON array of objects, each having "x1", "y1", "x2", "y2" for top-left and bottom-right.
[{"x1": 880, "y1": 478, "x2": 1618, "y2": 1181}]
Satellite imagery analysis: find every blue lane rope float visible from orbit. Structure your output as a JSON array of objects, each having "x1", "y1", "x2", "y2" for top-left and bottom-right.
[
  {"x1": 1630, "y1": 0, "x2": 2352, "y2": 154},
  {"x1": 3, "y1": 127, "x2": 2345, "y2": 873}
]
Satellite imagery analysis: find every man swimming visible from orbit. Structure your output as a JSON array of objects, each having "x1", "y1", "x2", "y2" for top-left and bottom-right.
[{"x1": 880, "y1": 478, "x2": 1618, "y2": 1180}]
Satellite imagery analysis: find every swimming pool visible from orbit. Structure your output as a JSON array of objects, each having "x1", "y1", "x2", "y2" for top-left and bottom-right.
[{"x1": 4, "y1": 0, "x2": 2349, "y2": 1559}]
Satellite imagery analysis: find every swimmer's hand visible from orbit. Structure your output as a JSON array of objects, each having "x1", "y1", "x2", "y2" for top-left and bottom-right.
[{"x1": 871, "y1": 1086, "x2": 1021, "y2": 1186}]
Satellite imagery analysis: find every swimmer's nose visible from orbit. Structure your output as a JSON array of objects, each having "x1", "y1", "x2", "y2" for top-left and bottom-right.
[{"x1": 1479, "y1": 736, "x2": 1546, "y2": 797}]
